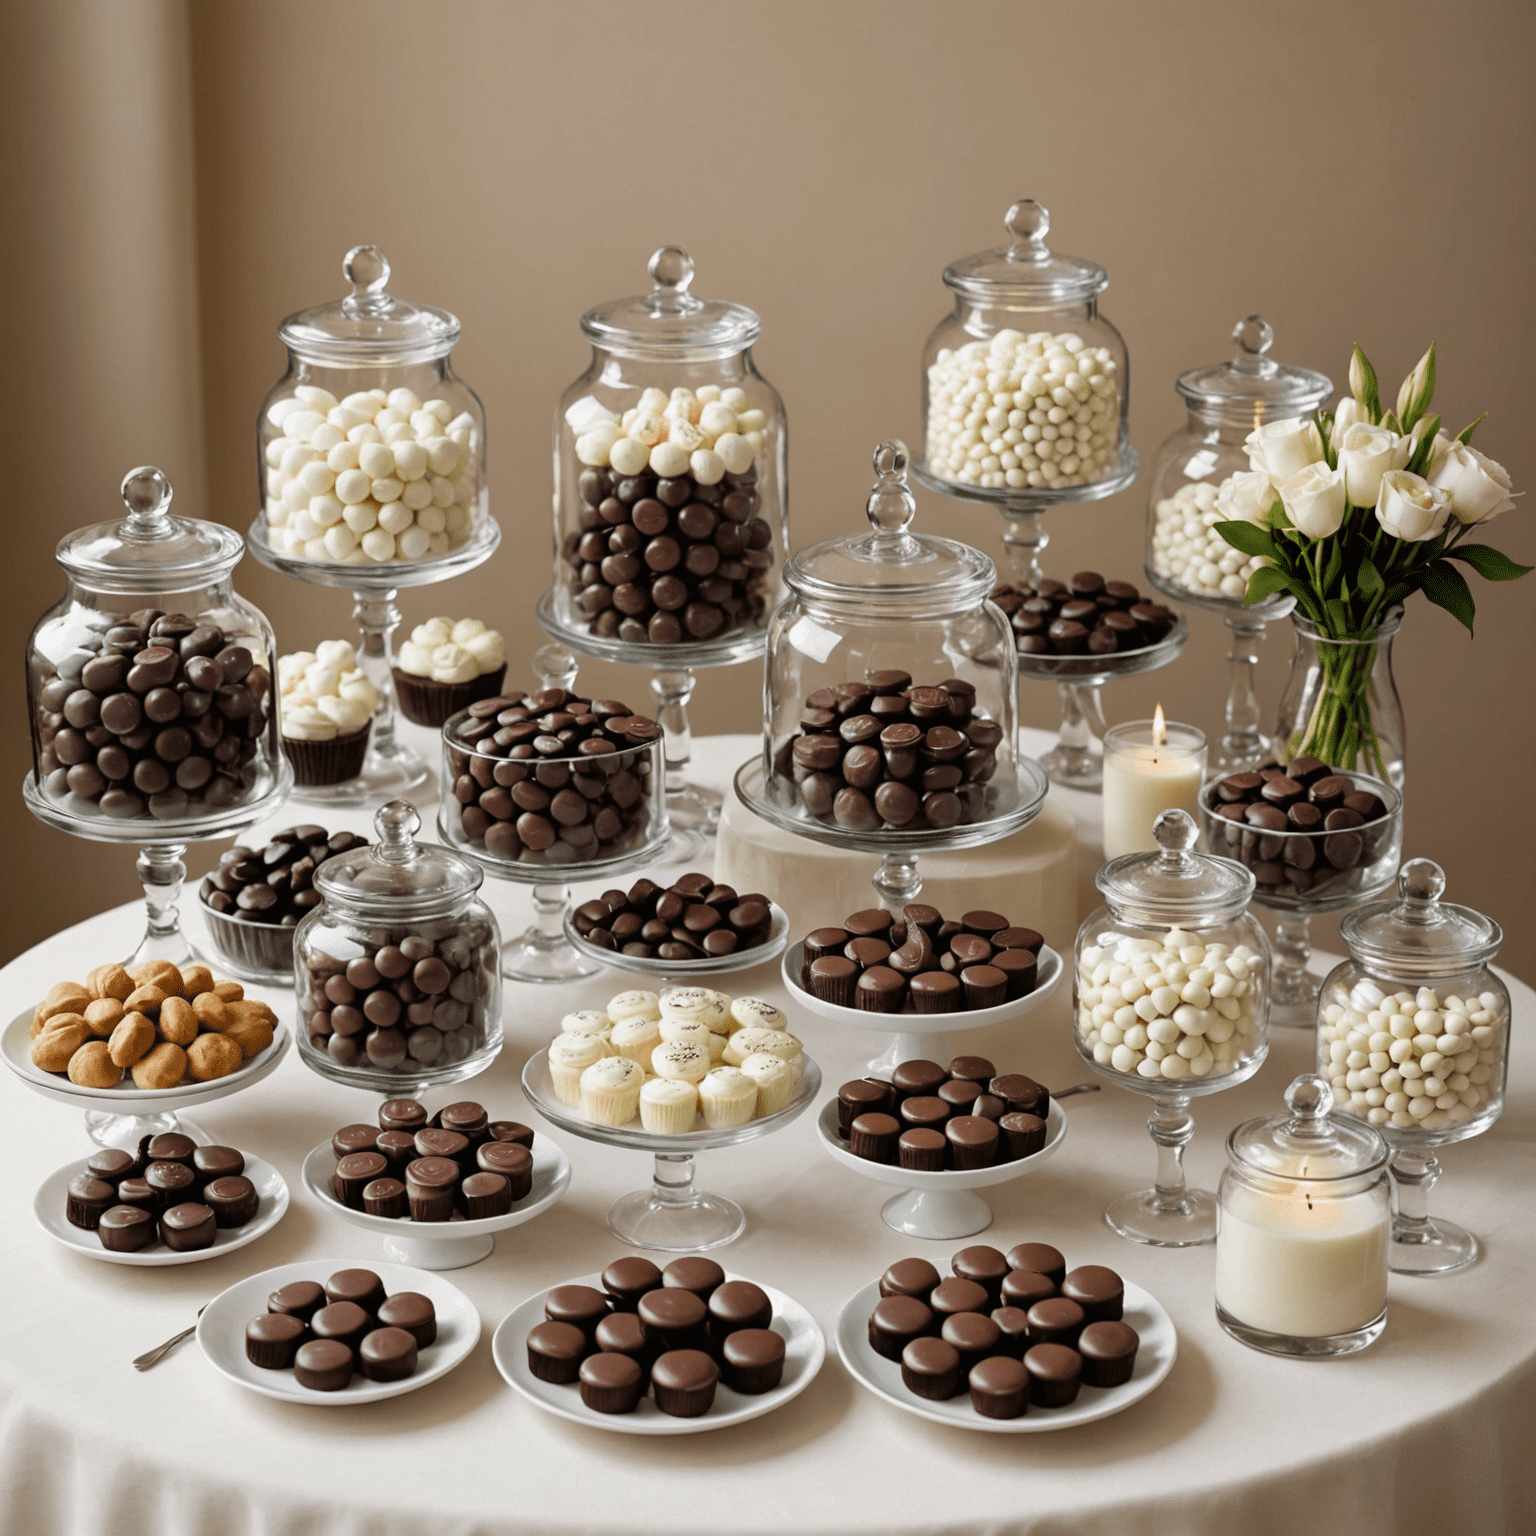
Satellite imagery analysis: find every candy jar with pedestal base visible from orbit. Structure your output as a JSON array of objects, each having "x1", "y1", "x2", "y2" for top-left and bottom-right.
[
  {"x1": 541, "y1": 245, "x2": 787, "y2": 848},
  {"x1": 24, "y1": 467, "x2": 292, "y2": 969},
  {"x1": 246, "y1": 245, "x2": 499, "y2": 802},
  {"x1": 1317, "y1": 859, "x2": 1510, "y2": 1275},
  {"x1": 911, "y1": 199, "x2": 1140, "y2": 788},
  {"x1": 438, "y1": 645, "x2": 671, "y2": 984},
  {"x1": 1074, "y1": 809, "x2": 1270, "y2": 1245},
  {"x1": 1144, "y1": 317, "x2": 1331, "y2": 774}
]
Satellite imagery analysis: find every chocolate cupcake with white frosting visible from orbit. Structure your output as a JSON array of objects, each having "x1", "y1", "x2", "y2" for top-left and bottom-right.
[
  {"x1": 392, "y1": 617, "x2": 505, "y2": 726},
  {"x1": 278, "y1": 640, "x2": 378, "y2": 786}
]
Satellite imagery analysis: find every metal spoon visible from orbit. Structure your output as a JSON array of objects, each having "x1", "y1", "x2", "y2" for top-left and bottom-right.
[
  {"x1": 1050, "y1": 1083, "x2": 1101, "y2": 1101},
  {"x1": 133, "y1": 1304, "x2": 207, "y2": 1371}
]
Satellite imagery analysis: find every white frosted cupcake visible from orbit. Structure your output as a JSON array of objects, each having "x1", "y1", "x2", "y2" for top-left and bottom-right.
[
  {"x1": 607, "y1": 990, "x2": 661, "y2": 1024},
  {"x1": 549, "y1": 1032, "x2": 609, "y2": 1104},
  {"x1": 561, "y1": 1009, "x2": 612, "y2": 1037},
  {"x1": 640, "y1": 1077, "x2": 699, "y2": 1134},
  {"x1": 723, "y1": 1027, "x2": 802, "y2": 1068},
  {"x1": 651, "y1": 1040, "x2": 710, "y2": 1084},
  {"x1": 580, "y1": 1056, "x2": 646, "y2": 1126},
  {"x1": 728, "y1": 997, "x2": 787, "y2": 1035},
  {"x1": 610, "y1": 1016, "x2": 662, "y2": 1065},
  {"x1": 699, "y1": 1067, "x2": 758, "y2": 1130},
  {"x1": 740, "y1": 1052, "x2": 795, "y2": 1117},
  {"x1": 659, "y1": 986, "x2": 731, "y2": 1034},
  {"x1": 658, "y1": 1018, "x2": 713, "y2": 1050}
]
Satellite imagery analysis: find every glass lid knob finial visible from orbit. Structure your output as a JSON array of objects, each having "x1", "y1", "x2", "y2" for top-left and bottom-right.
[
  {"x1": 1284, "y1": 1072, "x2": 1334, "y2": 1129},
  {"x1": 342, "y1": 245, "x2": 392, "y2": 316},
  {"x1": 1234, "y1": 314, "x2": 1274, "y2": 357},
  {"x1": 866, "y1": 439, "x2": 916, "y2": 535},
  {"x1": 373, "y1": 798, "x2": 420, "y2": 860},
  {"x1": 1398, "y1": 857, "x2": 1447, "y2": 912},
  {"x1": 1004, "y1": 198, "x2": 1051, "y2": 261},
  {"x1": 120, "y1": 466, "x2": 172, "y2": 526},
  {"x1": 1153, "y1": 807, "x2": 1199, "y2": 856},
  {"x1": 648, "y1": 245, "x2": 695, "y2": 294}
]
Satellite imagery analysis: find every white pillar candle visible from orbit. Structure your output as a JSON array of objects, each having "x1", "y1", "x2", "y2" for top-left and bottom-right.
[
  {"x1": 1216, "y1": 1182, "x2": 1389, "y2": 1338},
  {"x1": 1101, "y1": 710, "x2": 1207, "y2": 861}
]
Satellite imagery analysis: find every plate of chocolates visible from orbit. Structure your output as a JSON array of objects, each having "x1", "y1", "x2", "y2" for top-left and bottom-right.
[
  {"x1": 783, "y1": 904, "x2": 1061, "y2": 1027},
  {"x1": 563, "y1": 873, "x2": 789, "y2": 974},
  {"x1": 33, "y1": 1135, "x2": 288, "y2": 1267},
  {"x1": 198, "y1": 1259, "x2": 480, "y2": 1404},
  {"x1": 992, "y1": 575, "x2": 1187, "y2": 677},
  {"x1": 836, "y1": 1241, "x2": 1176, "y2": 1432},
  {"x1": 300, "y1": 1097, "x2": 571, "y2": 1271},
  {"x1": 493, "y1": 1256, "x2": 825, "y2": 1435},
  {"x1": 1198, "y1": 758, "x2": 1401, "y2": 904}
]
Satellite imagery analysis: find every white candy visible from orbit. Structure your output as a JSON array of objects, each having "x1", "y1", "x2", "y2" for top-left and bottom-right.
[
  {"x1": 608, "y1": 436, "x2": 650, "y2": 476},
  {"x1": 648, "y1": 441, "x2": 691, "y2": 478},
  {"x1": 361, "y1": 527, "x2": 395, "y2": 561},
  {"x1": 1148, "y1": 480, "x2": 1268, "y2": 600}
]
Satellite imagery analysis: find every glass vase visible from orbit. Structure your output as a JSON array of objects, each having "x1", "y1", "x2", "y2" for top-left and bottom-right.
[{"x1": 1273, "y1": 608, "x2": 1405, "y2": 790}]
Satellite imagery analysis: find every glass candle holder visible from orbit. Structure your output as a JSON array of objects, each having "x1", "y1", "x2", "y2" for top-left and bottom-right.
[{"x1": 1101, "y1": 715, "x2": 1207, "y2": 861}]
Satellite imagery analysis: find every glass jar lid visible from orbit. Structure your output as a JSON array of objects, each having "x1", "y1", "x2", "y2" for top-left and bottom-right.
[
  {"x1": 784, "y1": 440, "x2": 997, "y2": 620},
  {"x1": 278, "y1": 246, "x2": 460, "y2": 365},
  {"x1": 1097, "y1": 809, "x2": 1254, "y2": 923},
  {"x1": 1175, "y1": 315, "x2": 1332, "y2": 417},
  {"x1": 1340, "y1": 858, "x2": 1503, "y2": 977},
  {"x1": 315, "y1": 800, "x2": 483, "y2": 913},
  {"x1": 942, "y1": 200, "x2": 1108, "y2": 306},
  {"x1": 1228, "y1": 1074, "x2": 1389, "y2": 1181},
  {"x1": 579, "y1": 246, "x2": 761, "y2": 362},
  {"x1": 55, "y1": 467, "x2": 246, "y2": 594}
]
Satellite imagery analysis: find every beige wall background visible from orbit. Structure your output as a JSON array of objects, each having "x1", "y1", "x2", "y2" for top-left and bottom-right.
[{"x1": 2, "y1": 0, "x2": 1532, "y2": 975}]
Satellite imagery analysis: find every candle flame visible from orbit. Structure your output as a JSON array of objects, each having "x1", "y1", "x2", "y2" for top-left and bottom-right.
[{"x1": 1153, "y1": 703, "x2": 1166, "y2": 747}]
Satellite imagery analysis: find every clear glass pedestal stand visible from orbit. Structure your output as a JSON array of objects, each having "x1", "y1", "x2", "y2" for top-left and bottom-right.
[
  {"x1": 21, "y1": 769, "x2": 294, "y2": 971},
  {"x1": 536, "y1": 589, "x2": 766, "y2": 862},
  {"x1": 246, "y1": 517, "x2": 501, "y2": 804},
  {"x1": 1386, "y1": 1147, "x2": 1478, "y2": 1275},
  {"x1": 1143, "y1": 571, "x2": 1296, "y2": 777}
]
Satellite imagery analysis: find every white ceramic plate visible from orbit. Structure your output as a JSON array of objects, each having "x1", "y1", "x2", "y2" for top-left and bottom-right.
[
  {"x1": 493, "y1": 1271, "x2": 825, "y2": 1435},
  {"x1": 815, "y1": 1098, "x2": 1067, "y2": 1192},
  {"x1": 197, "y1": 1258, "x2": 480, "y2": 1405},
  {"x1": 33, "y1": 1151, "x2": 289, "y2": 1267},
  {"x1": 563, "y1": 900, "x2": 791, "y2": 977},
  {"x1": 780, "y1": 943, "x2": 1063, "y2": 1034},
  {"x1": 2, "y1": 1007, "x2": 290, "y2": 1107},
  {"x1": 836, "y1": 1277, "x2": 1176, "y2": 1433}
]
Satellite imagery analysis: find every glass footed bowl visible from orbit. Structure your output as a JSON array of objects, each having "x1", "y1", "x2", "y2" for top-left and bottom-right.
[
  {"x1": 561, "y1": 900, "x2": 791, "y2": 977},
  {"x1": 1014, "y1": 612, "x2": 1189, "y2": 681}
]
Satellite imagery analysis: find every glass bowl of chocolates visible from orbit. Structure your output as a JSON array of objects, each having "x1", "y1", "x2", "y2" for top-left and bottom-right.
[
  {"x1": 199, "y1": 825, "x2": 368, "y2": 985},
  {"x1": 991, "y1": 574, "x2": 1185, "y2": 675},
  {"x1": 294, "y1": 802, "x2": 502, "y2": 1093}
]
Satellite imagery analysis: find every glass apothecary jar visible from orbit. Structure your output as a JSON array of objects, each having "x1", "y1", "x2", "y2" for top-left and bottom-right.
[
  {"x1": 916, "y1": 200, "x2": 1131, "y2": 501},
  {"x1": 761, "y1": 440, "x2": 1027, "y2": 836},
  {"x1": 295, "y1": 800, "x2": 502, "y2": 1093},
  {"x1": 256, "y1": 245, "x2": 488, "y2": 571},
  {"x1": 1074, "y1": 809, "x2": 1270, "y2": 1245},
  {"x1": 1317, "y1": 858, "x2": 1510, "y2": 1274},
  {"x1": 27, "y1": 467, "x2": 284, "y2": 832},
  {"x1": 1216, "y1": 1074, "x2": 1390, "y2": 1357},
  {"x1": 551, "y1": 245, "x2": 787, "y2": 655}
]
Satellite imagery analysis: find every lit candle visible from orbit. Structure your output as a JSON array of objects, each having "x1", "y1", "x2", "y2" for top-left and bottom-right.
[
  {"x1": 1101, "y1": 707, "x2": 1207, "y2": 860},
  {"x1": 1215, "y1": 1170, "x2": 1389, "y2": 1338}
]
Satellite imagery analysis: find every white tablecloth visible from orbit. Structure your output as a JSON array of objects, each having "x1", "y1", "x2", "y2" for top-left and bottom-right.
[{"x1": 2, "y1": 732, "x2": 1532, "y2": 1536}]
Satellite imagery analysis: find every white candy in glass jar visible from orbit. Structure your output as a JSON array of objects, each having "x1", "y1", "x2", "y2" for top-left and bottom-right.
[
  {"x1": 1317, "y1": 982, "x2": 1506, "y2": 1132},
  {"x1": 924, "y1": 328, "x2": 1120, "y2": 491},
  {"x1": 1076, "y1": 927, "x2": 1262, "y2": 1083},
  {"x1": 1148, "y1": 481, "x2": 1267, "y2": 600},
  {"x1": 263, "y1": 385, "x2": 480, "y2": 565}
]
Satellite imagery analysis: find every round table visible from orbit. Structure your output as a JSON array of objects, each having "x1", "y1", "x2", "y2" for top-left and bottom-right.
[{"x1": 2, "y1": 731, "x2": 1532, "y2": 1536}]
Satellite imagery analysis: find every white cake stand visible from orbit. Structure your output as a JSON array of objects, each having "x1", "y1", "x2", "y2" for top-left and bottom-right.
[
  {"x1": 781, "y1": 940, "x2": 1063, "y2": 1076},
  {"x1": 300, "y1": 1137, "x2": 571, "y2": 1270},
  {"x1": 2, "y1": 1007, "x2": 291, "y2": 1148},
  {"x1": 561, "y1": 900, "x2": 790, "y2": 979},
  {"x1": 246, "y1": 515, "x2": 500, "y2": 803},
  {"x1": 814, "y1": 1096, "x2": 1068, "y2": 1239},
  {"x1": 521, "y1": 1046, "x2": 820, "y2": 1252}
]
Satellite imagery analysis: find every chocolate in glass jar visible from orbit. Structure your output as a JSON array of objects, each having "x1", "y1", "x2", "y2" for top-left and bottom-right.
[
  {"x1": 441, "y1": 688, "x2": 661, "y2": 865},
  {"x1": 774, "y1": 674, "x2": 1006, "y2": 831},
  {"x1": 572, "y1": 872, "x2": 775, "y2": 961},
  {"x1": 991, "y1": 575, "x2": 1176, "y2": 658},
  {"x1": 32, "y1": 609, "x2": 274, "y2": 821}
]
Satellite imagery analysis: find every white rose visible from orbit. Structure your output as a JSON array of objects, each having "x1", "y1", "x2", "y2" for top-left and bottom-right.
[
  {"x1": 1427, "y1": 441, "x2": 1516, "y2": 524},
  {"x1": 1214, "y1": 470, "x2": 1279, "y2": 526},
  {"x1": 1245, "y1": 416, "x2": 1326, "y2": 480},
  {"x1": 1329, "y1": 397, "x2": 1366, "y2": 451},
  {"x1": 1376, "y1": 470, "x2": 1453, "y2": 543},
  {"x1": 1338, "y1": 422, "x2": 1410, "y2": 509},
  {"x1": 1277, "y1": 462, "x2": 1348, "y2": 539}
]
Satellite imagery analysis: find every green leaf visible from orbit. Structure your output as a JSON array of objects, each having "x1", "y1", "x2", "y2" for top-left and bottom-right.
[
  {"x1": 1244, "y1": 565, "x2": 1296, "y2": 606},
  {"x1": 1457, "y1": 412, "x2": 1488, "y2": 445},
  {"x1": 1357, "y1": 558, "x2": 1384, "y2": 599},
  {"x1": 1323, "y1": 541, "x2": 1344, "y2": 593},
  {"x1": 1315, "y1": 409, "x2": 1338, "y2": 470},
  {"x1": 1422, "y1": 560, "x2": 1476, "y2": 633},
  {"x1": 1266, "y1": 499, "x2": 1294, "y2": 531},
  {"x1": 1213, "y1": 520, "x2": 1278, "y2": 559},
  {"x1": 1407, "y1": 414, "x2": 1440, "y2": 477},
  {"x1": 1444, "y1": 543, "x2": 1535, "y2": 581},
  {"x1": 1325, "y1": 597, "x2": 1350, "y2": 633},
  {"x1": 1381, "y1": 410, "x2": 1402, "y2": 435}
]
